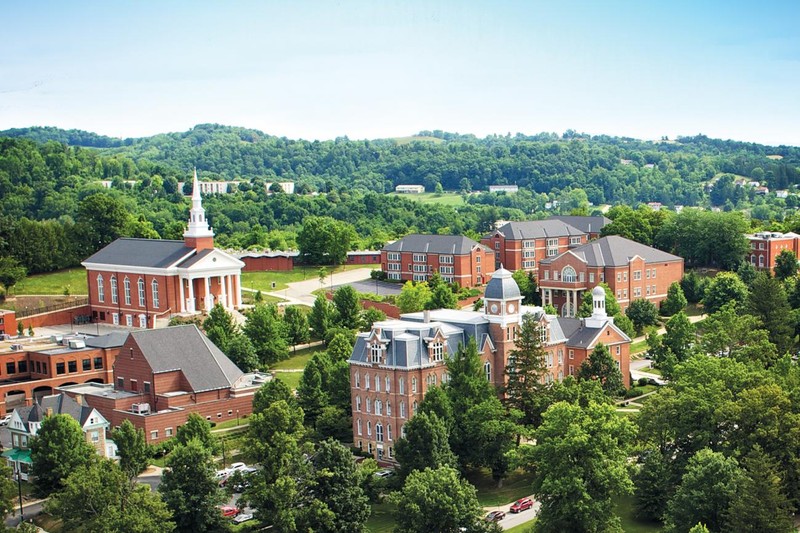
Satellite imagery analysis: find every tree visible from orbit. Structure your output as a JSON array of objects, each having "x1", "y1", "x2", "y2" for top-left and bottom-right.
[
  {"x1": 699, "y1": 302, "x2": 778, "y2": 366},
  {"x1": 0, "y1": 462, "x2": 16, "y2": 520},
  {"x1": 0, "y1": 256, "x2": 26, "y2": 294},
  {"x1": 681, "y1": 271, "x2": 709, "y2": 304},
  {"x1": 626, "y1": 299, "x2": 659, "y2": 334},
  {"x1": 297, "y1": 216, "x2": 357, "y2": 265},
  {"x1": 464, "y1": 397, "x2": 519, "y2": 487},
  {"x1": 360, "y1": 307, "x2": 386, "y2": 330},
  {"x1": 75, "y1": 192, "x2": 132, "y2": 255},
  {"x1": 725, "y1": 446, "x2": 794, "y2": 533},
  {"x1": 660, "y1": 282, "x2": 687, "y2": 316},
  {"x1": 252, "y1": 377, "x2": 295, "y2": 414},
  {"x1": 284, "y1": 305, "x2": 310, "y2": 347},
  {"x1": 112, "y1": 419, "x2": 150, "y2": 479},
  {"x1": 391, "y1": 466, "x2": 485, "y2": 533},
  {"x1": 663, "y1": 449, "x2": 741, "y2": 533},
  {"x1": 394, "y1": 411, "x2": 457, "y2": 481},
  {"x1": 176, "y1": 413, "x2": 217, "y2": 453},
  {"x1": 396, "y1": 281, "x2": 432, "y2": 313},
  {"x1": 297, "y1": 361, "x2": 329, "y2": 428},
  {"x1": 528, "y1": 401, "x2": 635, "y2": 533},
  {"x1": 326, "y1": 332, "x2": 354, "y2": 362},
  {"x1": 427, "y1": 283, "x2": 458, "y2": 310},
  {"x1": 662, "y1": 311, "x2": 695, "y2": 362},
  {"x1": 577, "y1": 343, "x2": 625, "y2": 396},
  {"x1": 222, "y1": 333, "x2": 259, "y2": 371},
  {"x1": 46, "y1": 458, "x2": 174, "y2": 533},
  {"x1": 774, "y1": 249, "x2": 798, "y2": 281},
  {"x1": 30, "y1": 414, "x2": 96, "y2": 494},
  {"x1": 703, "y1": 272, "x2": 748, "y2": 315},
  {"x1": 243, "y1": 303, "x2": 289, "y2": 365},
  {"x1": 746, "y1": 273, "x2": 795, "y2": 356},
  {"x1": 309, "y1": 294, "x2": 335, "y2": 341},
  {"x1": 159, "y1": 439, "x2": 225, "y2": 533},
  {"x1": 504, "y1": 312, "x2": 549, "y2": 427},
  {"x1": 513, "y1": 269, "x2": 541, "y2": 305},
  {"x1": 633, "y1": 447, "x2": 672, "y2": 522},
  {"x1": 315, "y1": 405, "x2": 352, "y2": 441},
  {"x1": 202, "y1": 303, "x2": 237, "y2": 348},
  {"x1": 332, "y1": 285, "x2": 362, "y2": 330}
]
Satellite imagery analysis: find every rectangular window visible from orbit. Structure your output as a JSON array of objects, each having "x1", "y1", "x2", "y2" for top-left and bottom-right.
[
  {"x1": 570, "y1": 236, "x2": 582, "y2": 245},
  {"x1": 150, "y1": 430, "x2": 158, "y2": 440},
  {"x1": 5, "y1": 362, "x2": 14, "y2": 375},
  {"x1": 35, "y1": 361, "x2": 41, "y2": 373},
  {"x1": 589, "y1": 272, "x2": 595, "y2": 283},
  {"x1": 388, "y1": 272, "x2": 401, "y2": 280},
  {"x1": 82, "y1": 359, "x2": 91, "y2": 371},
  {"x1": 646, "y1": 286, "x2": 651, "y2": 296},
  {"x1": 569, "y1": 364, "x2": 574, "y2": 375},
  {"x1": 94, "y1": 357, "x2": 103, "y2": 369},
  {"x1": 579, "y1": 272, "x2": 585, "y2": 282},
  {"x1": 413, "y1": 264, "x2": 427, "y2": 272},
  {"x1": 412, "y1": 253, "x2": 427, "y2": 262},
  {"x1": 523, "y1": 240, "x2": 535, "y2": 249},
  {"x1": 523, "y1": 250, "x2": 535, "y2": 258},
  {"x1": 388, "y1": 263, "x2": 400, "y2": 271},
  {"x1": 616, "y1": 346, "x2": 621, "y2": 355},
  {"x1": 522, "y1": 261, "x2": 535, "y2": 268},
  {"x1": 42, "y1": 362, "x2": 47, "y2": 374},
  {"x1": 569, "y1": 349, "x2": 574, "y2": 359},
  {"x1": 165, "y1": 427, "x2": 173, "y2": 437},
  {"x1": 144, "y1": 382, "x2": 151, "y2": 393},
  {"x1": 413, "y1": 273, "x2": 427, "y2": 281},
  {"x1": 646, "y1": 269, "x2": 651, "y2": 279},
  {"x1": 68, "y1": 361, "x2": 77, "y2": 373},
  {"x1": 91, "y1": 431, "x2": 99, "y2": 442},
  {"x1": 623, "y1": 272, "x2": 628, "y2": 282},
  {"x1": 633, "y1": 270, "x2": 641, "y2": 281},
  {"x1": 130, "y1": 380, "x2": 138, "y2": 392},
  {"x1": 600, "y1": 273, "x2": 605, "y2": 282},
  {"x1": 387, "y1": 252, "x2": 400, "y2": 261},
  {"x1": 495, "y1": 241, "x2": 500, "y2": 249},
  {"x1": 17, "y1": 360, "x2": 27, "y2": 373},
  {"x1": 651, "y1": 269, "x2": 656, "y2": 279},
  {"x1": 617, "y1": 273, "x2": 621, "y2": 282},
  {"x1": 476, "y1": 255, "x2": 481, "y2": 263},
  {"x1": 477, "y1": 265, "x2": 481, "y2": 274},
  {"x1": 439, "y1": 255, "x2": 453, "y2": 264},
  {"x1": 544, "y1": 270, "x2": 549, "y2": 280},
  {"x1": 57, "y1": 362, "x2": 65, "y2": 375}
]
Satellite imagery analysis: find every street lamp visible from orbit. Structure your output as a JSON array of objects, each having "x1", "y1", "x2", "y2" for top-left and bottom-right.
[{"x1": 236, "y1": 409, "x2": 240, "y2": 426}]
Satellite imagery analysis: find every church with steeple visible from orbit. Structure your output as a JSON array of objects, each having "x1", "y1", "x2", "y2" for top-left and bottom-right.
[
  {"x1": 347, "y1": 266, "x2": 631, "y2": 461},
  {"x1": 82, "y1": 170, "x2": 245, "y2": 329}
]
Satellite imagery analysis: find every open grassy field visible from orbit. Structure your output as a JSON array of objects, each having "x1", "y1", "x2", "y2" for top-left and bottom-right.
[
  {"x1": 241, "y1": 264, "x2": 376, "y2": 292},
  {"x1": 506, "y1": 518, "x2": 537, "y2": 533},
  {"x1": 615, "y1": 494, "x2": 663, "y2": 532},
  {"x1": 271, "y1": 345, "x2": 325, "y2": 370},
  {"x1": 14, "y1": 268, "x2": 87, "y2": 295},
  {"x1": 467, "y1": 467, "x2": 536, "y2": 507},
  {"x1": 272, "y1": 371, "x2": 302, "y2": 391},
  {"x1": 366, "y1": 501, "x2": 397, "y2": 533},
  {"x1": 392, "y1": 135, "x2": 444, "y2": 145},
  {"x1": 388, "y1": 192, "x2": 466, "y2": 207}
]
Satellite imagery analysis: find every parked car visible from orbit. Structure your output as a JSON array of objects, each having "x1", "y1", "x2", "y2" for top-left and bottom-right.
[
  {"x1": 218, "y1": 505, "x2": 238, "y2": 518},
  {"x1": 233, "y1": 513, "x2": 254, "y2": 524},
  {"x1": 510, "y1": 498, "x2": 534, "y2": 513},
  {"x1": 374, "y1": 469, "x2": 395, "y2": 478},
  {"x1": 485, "y1": 510, "x2": 506, "y2": 522},
  {"x1": 229, "y1": 462, "x2": 247, "y2": 472},
  {"x1": 0, "y1": 414, "x2": 12, "y2": 426}
]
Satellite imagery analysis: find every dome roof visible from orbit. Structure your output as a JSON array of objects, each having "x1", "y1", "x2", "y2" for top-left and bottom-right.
[
  {"x1": 484, "y1": 267, "x2": 521, "y2": 300},
  {"x1": 592, "y1": 285, "x2": 606, "y2": 298}
]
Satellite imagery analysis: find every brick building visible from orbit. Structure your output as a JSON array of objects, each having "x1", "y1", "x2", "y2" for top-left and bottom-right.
[
  {"x1": 482, "y1": 219, "x2": 588, "y2": 274},
  {"x1": 381, "y1": 234, "x2": 494, "y2": 287},
  {"x1": 347, "y1": 251, "x2": 382, "y2": 265},
  {"x1": 0, "y1": 310, "x2": 15, "y2": 337},
  {"x1": 59, "y1": 325, "x2": 269, "y2": 443},
  {"x1": 547, "y1": 215, "x2": 610, "y2": 240},
  {"x1": 538, "y1": 236, "x2": 684, "y2": 316},
  {"x1": 746, "y1": 231, "x2": 800, "y2": 272},
  {"x1": 348, "y1": 268, "x2": 630, "y2": 461},
  {"x1": 236, "y1": 251, "x2": 299, "y2": 272},
  {"x1": 83, "y1": 170, "x2": 245, "y2": 328}
]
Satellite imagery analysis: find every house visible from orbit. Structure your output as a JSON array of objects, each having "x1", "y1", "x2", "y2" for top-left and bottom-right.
[
  {"x1": 346, "y1": 251, "x2": 382, "y2": 265},
  {"x1": 381, "y1": 234, "x2": 494, "y2": 287},
  {"x1": 746, "y1": 231, "x2": 800, "y2": 272},
  {"x1": 82, "y1": 170, "x2": 245, "y2": 328},
  {"x1": 348, "y1": 268, "x2": 631, "y2": 461},
  {"x1": 488, "y1": 185, "x2": 519, "y2": 193},
  {"x1": 395, "y1": 185, "x2": 425, "y2": 194},
  {"x1": 482, "y1": 220, "x2": 587, "y2": 274},
  {"x1": 537, "y1": 235, "x2": 684, "y2": 316},
  {"x1": 58, "y1": 325, "x2": 270, "y2": 443},
  {"x1": 3, "y1": 393, "x2": 114, "y2": 480}
]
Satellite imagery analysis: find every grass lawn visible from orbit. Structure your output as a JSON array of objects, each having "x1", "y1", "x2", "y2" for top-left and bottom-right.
[
  {"x1": 34, "y1": 513, "x2": 64, "y2": 532},
  {"x1": 615, "y1": 494, "x2": 663, "y2": 532},
  {"x1": 366, "y1": 501, "x2": 397, "y2": 533},
  {"x1": 242, "y1": 264, "x2": 376, "y2": 292},
  {"x1": 506, "y1": 518, "x2": 537, "y2": 533},
  {"x1": 392, "y1": 135, "x2": 444, "y2": 145},
  {"x1": 388, "y1": 192, "x2": 465, "y2": 207},
  {"x1": 241, "y1": 292, "x2": 286, "y2": 305},
  {"x1": 212, "y1": 415, "x2": 251, "y2": 430},
  {"x1": 273, "y1": 371, "x2": 302, "y2": 391},
  {"x1": 630, "y1": 339, "x2": 648, "y2": 355},
  {"x1": 14, "y1": 268, "x2": 88, "y2": 295},
  {"x1": 466, "y1": 467, "x2": 535, "y2": 507},
  {"x1": 626, "y1": 384, "x2": 658, "y2": 398},
  {"x1": 644, "y1": 366, "x2": 662, "y2": 376},
  {"x1": 271, "y1": 345, "x2": 325, "y2": 370}
]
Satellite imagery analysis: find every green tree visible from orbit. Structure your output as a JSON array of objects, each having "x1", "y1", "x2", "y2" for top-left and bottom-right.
[
  {"x1": 513, "y1": 269, "x2": 541, "y2": 305},
  {"x1": 315, "y1": 405, "x2": 352, "y2": 441},
  {"x1": 297, "y1": 361, "x2": 329, "y2": 428},
  {"x1": 662, "y1": 311, "x2": 695, "y2": 362},
  {"x1": 626, "y1": 298, "x2": 659, "y2": 334},
  {"x1": 703, "y1": 272, "x2": 748, "y2": 315},
  {"x1": 746, "y1": 273, "x2": 795, "y2": 356},
  {"x1": 681, "y1": 271, "x2": 709, "y2": 304},
  {"x1": 394, "y1": 411, "x2": 457, "y2": 481},
  {"x1": 774, "y1": 249, "x2": 798, "y2": 281},
  {"x1": 577, "y1": 343, "x2": 625, "y2": 396},
  {"x1": 699, "y1": 302, "x2": 778, "y2": 366},
  {"x1": 664, "y1": 449, "x2": 741, "y2": 533},
  {"x1": 222, "y1": 332, "x2": 259, "y2": 371},
  {"x1": 159, "y1": 439, "x2": 225, "y2": 533},
  {"x1": 284, "y1": 305, "x2": 310, "y2": 347},
  {"x1": 396, "y1": 281, "x2": 432, "y2": 313},
  {"x1": 46, "y1": 458, "x2": 174, "y2": 533},
  {"x1": 202, "y1": 303, "x2": 237, "y2": 348},
  {"x1": 252, "y1": 377, "x2": 295, "y2": 414},
  {"x1": 326, "y1": 332, "x2": 355, "y2": 362},
  {"x1": 112, "y1": 419, "x2": 150, "y2": 479},
  {"x1": 176, "y1": 413, "x2": 218, "y2": 453},
  {"x1": 633, "y1": 447, "x2": 672, "y2": 522},
  {"x1": 427, "y1": 282, "x2": 458, "y2": 310},
  {"x1": 504, "y1": 312, "x2": 549, "y2": 427},
  {"x1": 0, "y1": 256, "x2": 26, "y2": 294},
  {"x1": 660, "y1": 282, "x2": 688, "y2": 316},
  {"x1": 725, "y1": 445, "x2": 794, "y2": 533},
  {"x1": 528, "y1": 401, "x2": 635, "y2": 533},
  {"x1": 243, "y1": 303, "x2": 289, "y2": 365},
  {"x1": 391, "y1": 466, "x2": 485, "y2": 533},
  {"x1": 360, "y1": 306, "x2": 386, "y2": 330},
  {"x1": 297, "y1": 216, "x2": 357, "y2": 265},
  {"x1": 30, "y1": 414, "x2": 96, "y2": 494},
  {"x1": 0, "y1": 462, "x2": 16, "y2": 520},
  {"x1": 310, "y1": 294, "x2": 335, "y2": 341},
  {"x1": 464, "y1": 397, "x2": 519, "y2": 487},
  {"x1": 332, "y1": 285, "x2": 362, "y2": 330}
]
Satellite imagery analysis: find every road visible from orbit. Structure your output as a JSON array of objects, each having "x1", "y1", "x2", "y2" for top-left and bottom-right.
[
  {"x1": 483, "y1": 497, "x2": 540, "y2": 530},
  {"x1": 630, "y1": 358, "x2": 667, "y2": 385},
  {"x1": 258, "y1": 267, "x2": 377, "y2": 306}
]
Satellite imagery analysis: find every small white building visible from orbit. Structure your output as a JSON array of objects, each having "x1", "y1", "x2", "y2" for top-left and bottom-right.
[
  {"x1": 489, "y1": 185, "x2": 519, "y2": 194},
  {"x1": 395, "y1": 185, "x2": 425, "y2": 194}
]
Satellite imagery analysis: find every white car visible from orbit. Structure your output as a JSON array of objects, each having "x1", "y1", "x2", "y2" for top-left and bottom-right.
[
  {"x1": 229, "y1": 462, "x2": 248, "y2": 472},
  {"x1": 0, "y1": 414, "x2": 12, "y2": 427},
  {"x1": 233, "y1": 513, "x2": 254, "y2": 524}
]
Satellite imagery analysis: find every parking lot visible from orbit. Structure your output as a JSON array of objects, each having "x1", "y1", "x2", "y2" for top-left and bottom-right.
[{"x1": 333, "y1": 279, "x2": 403, "y2": 297}]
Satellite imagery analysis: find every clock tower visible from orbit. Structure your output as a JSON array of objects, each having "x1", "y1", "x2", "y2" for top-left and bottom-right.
[{"x1": 482, "y1": 266, "x2": 523, "y2": 390}]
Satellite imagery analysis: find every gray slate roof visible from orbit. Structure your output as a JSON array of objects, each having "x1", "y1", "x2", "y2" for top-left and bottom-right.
[
  {"x1": 15, "y1": 393, "x2": 97, "y2": 429},
  {"x1": 547, "y1": 215, "x2": 611, "y2": 234},
  {"x1": 489, "y1": 220, "x2": 584, "y2": 240},
  {"x1": 130, "y1": 325, "x2": 244, "y2": 392},
  {"x1": 83, "y1": 238, "x2": 194, "y2": 269},
  {"x1": 383, "y1": 234, "x2": 487, "y2": 255},
  {"x1": 540, "y1": 235, "x2": 682, "y2": 267},
  {"x1": 85, "y1": 331, "x2": 129, "y2": 349},
  {"x1": 484, "y1": 267, "x2": 521, "y2": 300}
]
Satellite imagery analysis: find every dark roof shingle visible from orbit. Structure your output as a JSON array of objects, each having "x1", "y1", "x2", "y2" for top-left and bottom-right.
[
  {"x1": 384, "y1": 234, "x2": 487, "y2": 255},
  {"x1": 541, "y1": 235, "x2": 682, "y2": 267},
  {"x1": 83, "y1": 238, "x2": 194, "y2": 269},
  {"x1": 490, "y1": 220, "x2": 584, "y2": 240}
]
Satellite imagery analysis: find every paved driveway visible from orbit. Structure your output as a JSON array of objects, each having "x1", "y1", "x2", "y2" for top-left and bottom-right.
[{"x1": 333, "y1": 279, "x2": 402, "y2": 297}]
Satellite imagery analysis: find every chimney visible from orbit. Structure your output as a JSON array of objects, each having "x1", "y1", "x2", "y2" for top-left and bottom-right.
[
  {"x1": 423, "y1": 310, "x2": 430, "y2": 323},
  {"x1": 75, "y1": 395, "x2": 83, "y2": 406},
  {"x1": 46, "y1": 407, "x2": 53, "y2": 417}
]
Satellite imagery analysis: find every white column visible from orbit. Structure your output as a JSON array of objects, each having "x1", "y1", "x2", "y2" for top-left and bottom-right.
[
  {"x1": 234, "y1": 274, "x2": 241, "y2": 307},
  {"x1": 204, "y1": 277, "x2": 212, "y2": 311},
  {"x1": 187, "y1": 277, "x2": 195, "y2": 313},
  {"x1": 219, "y1": 275, "x2": 227, "y2": 310},
  {"x1": 179, "y1": 277, "x2": 186, "y2": 313}
]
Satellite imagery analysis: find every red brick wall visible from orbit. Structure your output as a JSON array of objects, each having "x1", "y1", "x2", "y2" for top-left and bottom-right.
[
  {"x1": 361, "y1": 300, "x2": 401, "y2": 319},
  {"x1": 347, "y1": 253, "x2": 381, "y2": 265},
  {"x1": 16, "y1": 305, "x2": 91, "y2": 329},
  {"x1": 0, "y1": 310, "x2": 16, "y2": 337},
  {"x1": 381, "y1": 247, "x2": 494, "y2": 288},
  {"x1": 86, "y1": 269, "x2": 180, "y2": 326},
  {"x1": 241, "y1": 256, "x2": 295, "y2": 272}
]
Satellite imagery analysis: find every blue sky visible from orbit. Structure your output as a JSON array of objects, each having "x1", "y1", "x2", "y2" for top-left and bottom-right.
[{"x1": 2, "y1": 1, "x2": 799, "y2": 145}]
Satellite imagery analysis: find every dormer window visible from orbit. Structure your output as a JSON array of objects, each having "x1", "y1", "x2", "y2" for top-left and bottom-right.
[
  {"x1": 370, "y1": 344, "x2": 382, "y2": 364},
  {"x1": 430, "y1": 341, "x2": 444, "y2": 362},
  {"x1": 539, "y1": 324, "x2": 548, "y2": 344}
]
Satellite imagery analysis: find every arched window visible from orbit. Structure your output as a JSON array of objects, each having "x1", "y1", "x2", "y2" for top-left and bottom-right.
[
  {"x1": 138, "y1": 278, "x2": 145, "y2": 307},
  {"x1": 386, "y1": 401, "x2": 392, "y2": 416},
  {"x1": 356, "y1": 396, "x2": 362, "y2": 412},
  {"x1": 375, "y1": 400, "x2": 382, "y2": 416},
  {"x1": 430, "y1": 341, "x2": 444, "y2": 362},
  {"x1": 110, "y1": 276, "x2": 117, "y2": 304},
  {"x1": 412, "y1": 401, "x2": 418, "y2": 415},
  {"x1": 367, "y1": 421, "x2": 372, "y2": 436},
  {"x1": 399, "y1": 378, "x2": 405, "y2": 394},
  {"x1": 124, "y1": 277, "x2": 131, "y2": 305},
  {"x1": 400, "y1": 402, "x2": 406, "y2": 418},
  {"x1": 562, "y1": 266, "x2": 577, "y2": 283},
  {"x1": 370, "y1": 344, "x2": 381, "y2": 364},
  {"x1": 387, "y1": 424, "x2": 393, "y2": 441},
  {"x1": 355, "y1": 372, "x2": 360, "y2": 388},
  {"x1": 411, "y1": 378, "x2": 417, "y2": 393},
  {"x1": 401, "y1": 424, "x2": 407, "y2": 438},
  {"x1": 151, "y1": 279, "x2": 160, "y2": 308},
  {"x1": 366, "y1": 398, "x2": 372, "y2": 413},
  {"x1": 365, "y1": 373, "x2": 370, "y2": 390},
  {"x1": 374, "y1": 374, "x2": 380, "y2": 392},
  {"x1": 376, "y1": 423, "x2": 384, "y2": 443},
  {"x1": 484, "y1": 361, "x2": 492, "y2": 382},
  {"x1": 97, "y1": 275, "x2": 105, "y2": 303},
  {"x1": 385, "y1": 376, "x2": 391, "y2": 392},
  {"x1": 357, "y1": 419, "x2": 362, "y2": 435},
  {"x1": 750, "y1": 254, "x2": 756, "y2": 265}
]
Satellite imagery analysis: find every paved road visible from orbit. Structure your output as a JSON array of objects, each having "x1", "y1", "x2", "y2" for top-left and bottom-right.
[
  {"x1": 258, "y1": 267, "x2": 377, "y2": 306},
  {"x1": 483, "y1": 496, "x2": 540, "y2": 530},
  {"x1": 333, "y1": 279, "x2": 402, "y2": 297},
  {"x1": 630, "y1": 359, "x2": 667, "y2": 385}
]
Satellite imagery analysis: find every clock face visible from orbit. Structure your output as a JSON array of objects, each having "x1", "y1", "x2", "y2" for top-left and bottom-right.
[
  {"x1": 508, "y1": 304, "x2": 515, "y2": 313},
  {"x1": 490, "y1": 303, "x2": 498, "y2": 313}
]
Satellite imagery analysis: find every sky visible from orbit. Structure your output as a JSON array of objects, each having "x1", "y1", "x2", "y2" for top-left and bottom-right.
[{"x1": 2, "y1": 1, "x2": 799, "y2": 145}]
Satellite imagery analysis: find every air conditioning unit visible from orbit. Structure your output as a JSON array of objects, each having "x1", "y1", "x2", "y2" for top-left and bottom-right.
[
  {"x1": 50, "y1": 335, "x2": 63, "y2": 344},
  {"x1": 131, "y1": 403, "x2": 151, "y2": 415},
  {"x1": 68, "y1": 339, "x2": 86, "y2": 349}
]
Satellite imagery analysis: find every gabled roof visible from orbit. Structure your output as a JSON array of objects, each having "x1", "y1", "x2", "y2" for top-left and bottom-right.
[
  {"x1": 540, "y1": 235, "x2": 682, "y2": 267},
  {"x1": 85, "y1": 331, "x2": 129, "y2": 349},
  {"x1": 547, "y1": 215, "x2": 611, "y2": 234},
  {"x1": 383, "y1": 234, "x2": 488, "y2": 255},
  {"x1": 129, "y1": 325, "x2": 244, "y2": 392},
  {"x1": 83, "y1": 238, "x2": 194, "y2": 269},
  {"x1": 488, "y1": 220, "x2": 584, "y2": 240},
  {"x1": 14, "y1": 393, "x2": 100, "y2": 430}
]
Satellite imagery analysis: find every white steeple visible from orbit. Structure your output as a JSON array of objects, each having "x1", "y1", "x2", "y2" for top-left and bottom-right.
[
  {"x1": 183, "y1": 168, "x2": 214, "y2": 239},
  {"x1": 585, "y1": 285, "x2": 613, "y2": 328}
]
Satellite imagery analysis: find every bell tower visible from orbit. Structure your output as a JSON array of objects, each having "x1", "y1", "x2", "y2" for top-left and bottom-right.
[
  {"x1": 183, "y1": 168, "x2": 215, "y2": 251},
  {"x1": 482, "y1": 266, "x2": 523, "y2": 390}
]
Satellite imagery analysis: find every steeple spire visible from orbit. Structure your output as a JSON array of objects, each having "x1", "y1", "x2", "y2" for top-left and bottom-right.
[{"x1": 183, "y1": 168, "x2": 215, "y2": 250}]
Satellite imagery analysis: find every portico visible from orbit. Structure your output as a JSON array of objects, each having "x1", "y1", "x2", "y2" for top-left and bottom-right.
[{"x1": 179, "y1": 271, "x2": 242, "y2": 313}]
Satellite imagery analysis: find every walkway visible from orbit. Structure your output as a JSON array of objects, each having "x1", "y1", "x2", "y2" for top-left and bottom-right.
[{"x1": 251, "y1": 268, "x2": 376, "y2": 307}]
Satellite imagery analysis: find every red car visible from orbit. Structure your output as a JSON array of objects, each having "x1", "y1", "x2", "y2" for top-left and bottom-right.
[
  {"x1": 485, "y1": 510, "x2": 506, "y2": 522},
  {"x1": 219, "y1": 505, "x2": 238, "y2": 518},
  {"x1": 510, "y1": 497, "x2": 534, "y2": 513}
]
